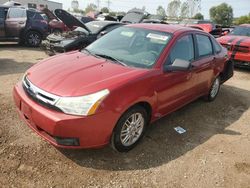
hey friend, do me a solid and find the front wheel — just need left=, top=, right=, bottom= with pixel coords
left=111, top=106, right=148, bottom=152
left=206, top=76, right=221, bottom=102
left=25, top=31, right=42, bottom=47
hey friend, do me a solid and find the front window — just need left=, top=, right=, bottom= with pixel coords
left=84, top=27, right=172, bottom=68
left=167, top=35, right=194, bottom=65
left=230, top=26, right=250, bottom=37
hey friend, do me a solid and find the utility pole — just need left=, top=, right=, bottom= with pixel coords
left=106, top=0, right=111, bottom=9
left=96, top=0, right=100, bottom=10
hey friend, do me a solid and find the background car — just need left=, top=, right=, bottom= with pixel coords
left=180, top=19, right=228, bottom=38
left=41, top=9, right=123, bottom=56
left=41, top=8, right=69, bottom=33
left=217, top=24, right=250, bottom=68
left=0, top=6, right=48, bottom=46
left=14, top=24, right=233, bottom=152
left=121, top=8, right=149, bottom=23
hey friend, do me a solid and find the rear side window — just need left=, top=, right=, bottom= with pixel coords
left=212, top=37, right=222, bottom=54
left=168, top=34, right=194, bottom=64
left=196, top=34, right=213, bottom=57
left=0, top=7, right=4, bottom=19
left=8, top=8, right=26, bottom=18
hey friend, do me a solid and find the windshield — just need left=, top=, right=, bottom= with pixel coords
left=230, top=26, right=250, bottom=37
left=84, top=27, right=172, bottom=69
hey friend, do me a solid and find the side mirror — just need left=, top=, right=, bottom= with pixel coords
left=100, top=31, right=107, bottom=36
left=164, top=59, right=191, bottom=72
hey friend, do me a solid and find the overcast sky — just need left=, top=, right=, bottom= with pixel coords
left=54, top=0, right=250, bottom=19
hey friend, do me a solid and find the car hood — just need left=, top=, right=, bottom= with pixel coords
left=217, top=35, right=250, bottom=47
left=54, top=9, right=91, bottom=33
left=26, top=51, right=148, bottom=97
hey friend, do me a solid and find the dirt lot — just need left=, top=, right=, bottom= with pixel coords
left=0, top=43, right=250, bottom=188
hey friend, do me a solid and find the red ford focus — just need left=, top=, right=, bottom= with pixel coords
left=13, top=24, right=233, bottom=152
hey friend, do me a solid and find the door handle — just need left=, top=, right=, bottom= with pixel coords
left=19, top=21, right=24, bottom=24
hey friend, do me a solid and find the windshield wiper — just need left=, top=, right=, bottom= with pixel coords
left=82, top=49, right=101, bottom=58
left=95, top=53, right=127, bottom=66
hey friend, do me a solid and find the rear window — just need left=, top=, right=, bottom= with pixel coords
left=196, top=34, right=213, bottom=57
left=8, top=8, right=26, bottom=18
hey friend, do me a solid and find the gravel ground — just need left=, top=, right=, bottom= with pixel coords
left=0, top=43, right=250, bottom=188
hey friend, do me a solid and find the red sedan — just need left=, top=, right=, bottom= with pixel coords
left=217, top=24, right=250, bottom=67
left=13, top=24, right=233, bottom=152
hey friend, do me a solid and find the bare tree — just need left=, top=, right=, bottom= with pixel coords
left=187, top=0, right=201, bottom=18
left=167, top=0, right=181, bottom=18
left=180, top=1, right=189, bottom=18
left=156, top=5, right=166, bottom=17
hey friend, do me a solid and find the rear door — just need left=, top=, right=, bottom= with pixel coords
left=5, top=7, right=27, bottom=37
left=192, top=33, right=214, bottom=94
left=0, top=7, right=5, bottom=37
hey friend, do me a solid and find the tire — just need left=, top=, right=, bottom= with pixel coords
left=111, top=106, right=148, bottom=152
left=206, top=76, right=221, bottom=102
left=25, top=31, right=42, bottom=47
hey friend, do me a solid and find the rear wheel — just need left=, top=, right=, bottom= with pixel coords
left=25, top=31, right=42, bottom=47
left=206, top=76, right=221, bottom=101
left=111, top=106, right=148, bottom=152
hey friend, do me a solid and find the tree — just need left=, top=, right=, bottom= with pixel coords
left=210, top=3, right=233, bottom=26
left=73, top=8, right=85, bottom=15
left=156, top=5, right=166, bottom=17
left=235, top=13, right=250, bottom=25
left=101, top=7, right=109, bottom=13
left=186, top=0, right=201, bottom=17
left=85, top=3, right=97, bottom=13
left=167, top=0, right=181, bottom=18
left=193, top=12, right=204, bottom=20
left=180, top=1, right=189, bottom=18
left=142, top=6, right=146, bottom=11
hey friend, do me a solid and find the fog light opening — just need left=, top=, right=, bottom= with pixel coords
left=54, top=137, right=80, bottom=146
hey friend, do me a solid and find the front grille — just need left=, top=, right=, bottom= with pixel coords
left=221, top=43, right=249, bottom=53
left=22, top=76, right=62, bottom=112
left=234, top=45, right=249, bottom=53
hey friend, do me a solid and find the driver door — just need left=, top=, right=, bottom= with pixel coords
left=155, top=34, right=199, bottom=116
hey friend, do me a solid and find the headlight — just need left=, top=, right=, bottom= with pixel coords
left=60, top=40, right=74, bottom=46
left=55, top=89, right=110, bottom=116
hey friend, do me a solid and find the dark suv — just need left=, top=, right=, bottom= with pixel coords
left=0, top=6, right=48, bottom=46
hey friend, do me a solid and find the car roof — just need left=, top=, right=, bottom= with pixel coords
left=127, top=23, right=197, bottom=34
left=240, top=24, right=250, bottom=28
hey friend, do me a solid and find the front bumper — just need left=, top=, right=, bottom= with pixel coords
left=41, top=40, right=65, bottom=56
left=228, top=51, right=250, bottom=67
left=13, top=82, right=119, bottom=149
